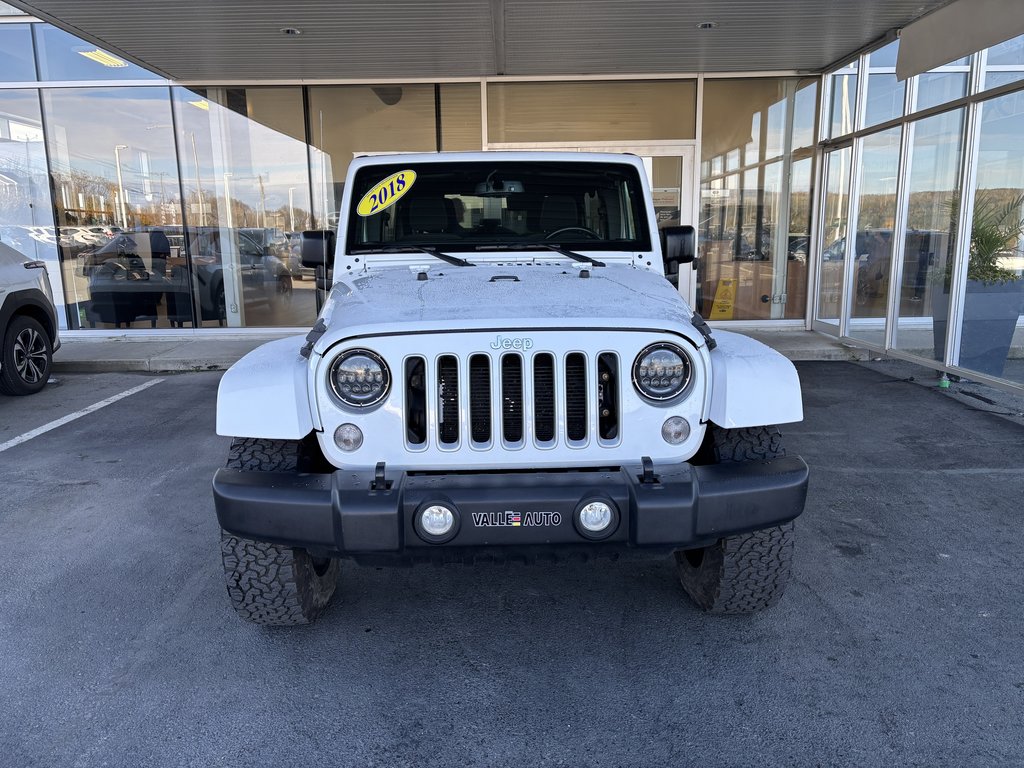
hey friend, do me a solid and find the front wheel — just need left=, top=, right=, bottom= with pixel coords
left=221, top=530, right=340, bottom=626
left=0, top=315, right=53, bottom=396
left=220, top=438, right=339, bottom=625
left=676, top=425, right=795, bottom=613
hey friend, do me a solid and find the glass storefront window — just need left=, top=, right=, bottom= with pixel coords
left=0, top=23, right=36, bottom=81
left=817, top=147, right=853, bottom=327
left=955, top=93, right=1024, bottom=383
left=829, top=63, right=858, bottom=138
left=865, top=74, right=905, bottom=128
left=848, top=127, right=901, bottom=346
left=700, top=78, right=816, bottom=321
left=34, top=24, right=161, bottom=81
left=983, top=33, right=1024, bottom=91
left=486, top=80, right=696, bottom=144
left=0, top=88, right=62, bottom=325
left=916, top=72, right=968, bottom=112
left=864, top=43, right=905, bottom=129
left=894, top=108, right=964, bottom=360
left=308, top=84, right=438, bottom=228
left=41, top=86, right=183, bottom=330
left=173, top=87, right=315, bottom=328
left=792, top=80, right=818, bottom=149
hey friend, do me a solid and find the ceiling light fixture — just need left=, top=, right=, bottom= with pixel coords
left=280, top=27, right=303, bottom=36
left=188, top=99, right=210, bottom=111
left=77, top=49, right=128, bottom=67
left=696, top=21, right=718, bottom=30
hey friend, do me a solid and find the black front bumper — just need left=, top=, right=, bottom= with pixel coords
left=213, top=457, right=809, bottom=559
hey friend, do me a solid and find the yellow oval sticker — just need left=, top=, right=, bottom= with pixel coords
left=356, top=170, right=417, bottom=217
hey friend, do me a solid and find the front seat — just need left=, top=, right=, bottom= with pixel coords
left=539, top=195, right=579, bottom=233
left=404, top=197, right=453, bottom=237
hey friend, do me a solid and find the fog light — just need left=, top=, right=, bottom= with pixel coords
left=574, top=498, right=619, bottom=540
left=334, top=423, right=363, bottom=451
left=421, top=505, right=455, bottom=536
left=579, top=501, right=613, bottom=532
left=661, top=416, right=690, bottom=445
left=416, top=503, right=459, bottom=543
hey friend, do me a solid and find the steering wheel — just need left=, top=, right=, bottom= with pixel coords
left=545, top=226, right=600, bottom=240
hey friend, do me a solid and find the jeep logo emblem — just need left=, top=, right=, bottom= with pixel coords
left=489, top=335, right=534, bottom=351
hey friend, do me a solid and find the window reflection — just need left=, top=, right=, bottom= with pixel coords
left=864, top=43, right=905, bottom=128
left=817, top=148, right=852, bottom=326
left=172, top=87, right=315, bottom=328
left=33, top=24, right=161, bottom=81
left=894, top=109, right=964, bottom=359
left=829, top=65, right=858, bottom=138
left=700, top=78, right=817, bottom=321
left=0, top=89, right=62, bottom=325
left=956, top=94, right=1024, bottom=382
left=41, top=87, right=184, bottom=329
left=0, top=24, right=36, bottom=81
left=983, top=34, right=1024, bottom=91
left=848, top=127, right=901, bottom=346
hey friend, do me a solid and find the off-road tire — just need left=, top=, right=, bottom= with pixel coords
left=220, top=438, right=339, bottom=625
left=0, top=315, right=53, bottom=396
left=676, top=425, right=795, bottom=613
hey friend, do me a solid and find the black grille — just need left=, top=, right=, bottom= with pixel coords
left=565, top=353, right=587, bottom=441
left=469, top=354, right=491, bottom=443
left=533, top=353, right=556, bottom=443
left=405, top=356, right=427, bottom=445
left=402, top=348, right=620, bottom=449
left=438, top=355, right=459, bottom=445
left=501, top=355, right=523, bottom=443
left=598, top=353, right=619, bottom=440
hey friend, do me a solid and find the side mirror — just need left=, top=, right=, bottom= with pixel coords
left=301, top=230, right=336, bottom=269
left=661, top=225, right=696, bottom=275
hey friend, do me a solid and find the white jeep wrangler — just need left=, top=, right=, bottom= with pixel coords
left=213, top=152, right=808, bottom=625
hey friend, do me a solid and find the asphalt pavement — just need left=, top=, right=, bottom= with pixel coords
left=1, top=362, right=1022, bottom=767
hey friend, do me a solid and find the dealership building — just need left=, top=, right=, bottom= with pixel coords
left=1, top=0, right=1023, bottom=391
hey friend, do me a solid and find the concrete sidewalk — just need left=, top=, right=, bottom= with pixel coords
left=51, top=328, right=871, bottom=373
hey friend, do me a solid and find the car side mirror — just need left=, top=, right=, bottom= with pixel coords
left=661, top=226, right=696, bottom=275
left=301, top=230, right=336, bottom=269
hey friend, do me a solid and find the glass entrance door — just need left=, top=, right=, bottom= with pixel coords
left=814, top=145, right=854, bottom=334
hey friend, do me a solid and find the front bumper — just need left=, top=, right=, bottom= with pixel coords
left=213, top=457, right=809, bottom=560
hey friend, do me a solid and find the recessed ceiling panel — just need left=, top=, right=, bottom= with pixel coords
left=7, top=0, right=952, bottom=80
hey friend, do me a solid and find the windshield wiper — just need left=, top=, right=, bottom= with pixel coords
left=472, top=243, right=606, bottom=267
left=352, top=245, right=475, bottom=267
left=538, top=243, right=606, bottom=268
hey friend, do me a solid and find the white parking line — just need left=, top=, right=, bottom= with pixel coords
left=0, top=378, right=165, bottom=454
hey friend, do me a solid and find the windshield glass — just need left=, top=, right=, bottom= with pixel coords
left=347, top=160, right=650, bottom=252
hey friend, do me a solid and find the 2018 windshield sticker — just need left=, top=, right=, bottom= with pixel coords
left=356, top=170, right=416, bottom=217
left=471, top=510, right=562, bottom=527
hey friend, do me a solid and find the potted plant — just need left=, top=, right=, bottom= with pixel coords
left=933, top=192, right=1024, bottom=377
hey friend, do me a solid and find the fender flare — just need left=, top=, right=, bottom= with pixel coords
left=707, top=330, right=803, bottom=428
left=216, top=335, right=313, bottom=439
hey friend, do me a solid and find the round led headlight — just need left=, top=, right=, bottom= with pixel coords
left=329, top=348, right=391, bottom=408
left=632, top=343, right=692, bottom=402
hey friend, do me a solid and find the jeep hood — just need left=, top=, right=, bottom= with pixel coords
left=312, top=262, right=699, bottom=355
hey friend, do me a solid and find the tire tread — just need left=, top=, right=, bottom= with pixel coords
left=220, top=438, right=338, bottom=626
left=677, top=425, right=795, bottom=614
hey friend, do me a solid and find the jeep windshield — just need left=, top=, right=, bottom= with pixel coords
left=347, top=160, right=651, bottom=253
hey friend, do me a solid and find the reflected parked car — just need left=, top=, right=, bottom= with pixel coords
left=189, top=229, right=294, bottom=322
left=83, top=228, right=292, bottom=327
